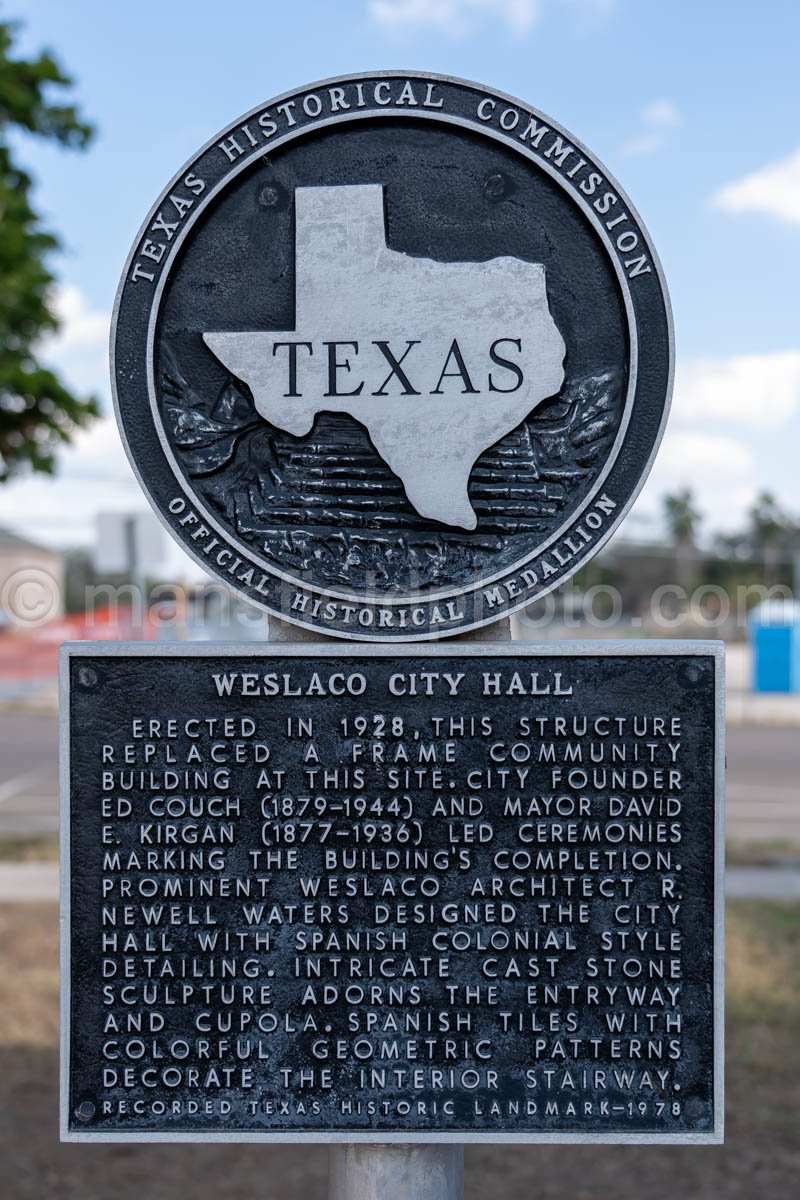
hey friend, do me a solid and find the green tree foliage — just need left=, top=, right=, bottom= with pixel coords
left=663, top=487, right=702, bottom=593
left=747, top=491, right=795, bottom=585
left=748, top=491, right=793, bottom=551
left=0, top=20, right=97, bottom=480
left=663, top=487, right=701, bottom=548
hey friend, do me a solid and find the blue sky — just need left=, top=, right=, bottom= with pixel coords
left=2, top=0, right=800, bottom=561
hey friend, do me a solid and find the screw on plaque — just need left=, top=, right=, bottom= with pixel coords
left=77, top=666, right=98, bottom=689
left=679, top=662, right=704, bottom=687
left=74, top=1099, right=95, bottom=1123
left=258, top=183, right=285, bottom=209
left=484, top=172, right=511, bottom=202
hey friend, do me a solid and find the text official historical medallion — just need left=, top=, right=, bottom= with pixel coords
left=111, top=73, right=673, bottom=639
left=61, top=643, right=723, bottom=1142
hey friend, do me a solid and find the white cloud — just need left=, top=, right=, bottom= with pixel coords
left=641, top=100, right=680, bottom=129
left=632, top=349, right=800, bottom=532
left=45, top=284, right=108, bottom=350
left=0, top=418, right=138, bottom=543
left=60, top=415, right=137, bottom=484
left=654, top=429, right=754, bottom=480
left=0, top=282, right=206, bottom=575
left=633, top=429, right=757, bottom=533
left=0, top=283, right=118, bottom=545
left=0, top=417, right=202, bottom=577
left=38, top=283, right=111, bottom=399
left=368, top=0, right=613, bottom=36
left=0, top=284, right=122, bottom=544
left=622, top=98, right=681, bottom=158
left=621, top=134, right=662, bottom=158
left=713, top=147, right=800, bottom=226
left=671, top=352, right=800, bottom=431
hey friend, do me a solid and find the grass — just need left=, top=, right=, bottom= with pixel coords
left=728, top=900, right=800, bottom=1026
left=726, top=839, right=800, bottom=867
left=0, top=834, right=59, bottom=862
left=0, top=901, right=798, bottom=1199
left=724, top=900, right=800, bottom=1146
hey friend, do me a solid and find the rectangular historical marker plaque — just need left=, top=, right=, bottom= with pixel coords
left=61, top=641, right=724, bottom=1143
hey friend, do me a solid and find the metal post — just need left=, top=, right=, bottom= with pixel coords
left=269, top=614, right=510, bottom=1200
left=328, top=1144, right=464, bottom=1200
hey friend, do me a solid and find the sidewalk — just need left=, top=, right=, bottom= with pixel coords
left=726, top=690, right=800, bottom=725
left=726, top=866, right=800, bottom=899
left=0, top=862, right=59, bottom=901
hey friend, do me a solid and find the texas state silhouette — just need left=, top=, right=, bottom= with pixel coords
left=204, top=184, right=566, bottom=530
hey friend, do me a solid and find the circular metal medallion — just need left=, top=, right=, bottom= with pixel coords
left=112, top=72, right=672, bottom=640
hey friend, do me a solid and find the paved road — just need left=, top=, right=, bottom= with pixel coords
left=0, top=713, right=59, bottom=835
left=723, top=723, right=800, bottom=843
left=0, top=714, right=797, bottom=843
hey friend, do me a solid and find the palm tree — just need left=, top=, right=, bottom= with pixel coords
left=748, top=492, right=793, bottom=586
left=663, top=488, right=701, bottom=593
left=664, top=488, right=701, bottom=547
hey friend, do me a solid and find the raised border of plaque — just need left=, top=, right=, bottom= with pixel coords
left=60, top=640, right=724, bottom=1144
left=110, top=71, right=674, bottom=641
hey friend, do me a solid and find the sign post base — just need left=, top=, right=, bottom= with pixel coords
left=329, top=1145, right=464, bottom=1200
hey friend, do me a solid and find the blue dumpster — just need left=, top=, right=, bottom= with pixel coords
left=749, top=600, right=800, bottom=693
